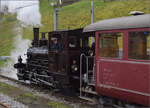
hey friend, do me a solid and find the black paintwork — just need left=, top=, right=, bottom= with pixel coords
left=14, top=28, right=94, bottom=93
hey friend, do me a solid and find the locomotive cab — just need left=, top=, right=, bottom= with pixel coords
left=48, top=29, right=95, bottom=91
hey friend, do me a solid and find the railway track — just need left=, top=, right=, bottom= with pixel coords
left=0, top=74, right=29, bottom=85
left=0, top=74, right=125, bottom=108
left=0, top=74, right=99, bottom=107
left=0, top=102, right=9, bottom=108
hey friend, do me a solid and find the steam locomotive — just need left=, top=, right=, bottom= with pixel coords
left=14, top=13, right=150, bottom=107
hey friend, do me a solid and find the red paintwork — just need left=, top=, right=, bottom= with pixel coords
left=95, top=28, right=150, bottom=106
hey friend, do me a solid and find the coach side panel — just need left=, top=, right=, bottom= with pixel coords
left=95, top=29, right=150, bottom=106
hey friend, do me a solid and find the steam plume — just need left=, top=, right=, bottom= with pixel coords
left=0, top=0, right=42, bottom=79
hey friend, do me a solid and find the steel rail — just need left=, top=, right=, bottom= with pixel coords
left=0, top=101, right=9, bottom=108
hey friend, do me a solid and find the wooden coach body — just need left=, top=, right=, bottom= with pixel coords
left=84, top=14, right=150, bottom=106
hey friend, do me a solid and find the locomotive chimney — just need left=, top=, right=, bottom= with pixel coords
left=33, top=28, right=39, bottom=47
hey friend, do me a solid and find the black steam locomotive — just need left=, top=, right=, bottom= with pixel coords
left=14, top=28, right=94, bottom=93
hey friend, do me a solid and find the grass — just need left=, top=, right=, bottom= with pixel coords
left=42, top=0, right=150, bottom=30
left=0, top=14, right=17, bottom=67
left=23, top=0, right=150, bottom=39
left=0, top=61, right=5, bottom=67
left=0, top=82, right=37, bottom=104
left=0, top=0, right=150, bottom=67
left=16, top=92, right=37, bottom=104
left=48, top=100, right=72, bottom=108
left=0, top=82, right=72, bottom=108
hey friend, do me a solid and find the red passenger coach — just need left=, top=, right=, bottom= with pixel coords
left=84, top=14, right=150, bottom=106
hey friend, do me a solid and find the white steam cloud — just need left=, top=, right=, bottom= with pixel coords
left=1, top=0, right=41, bottom=26
left=1, top=25, right=30, bottom=79
left=0, top=0, right=42, bottom=79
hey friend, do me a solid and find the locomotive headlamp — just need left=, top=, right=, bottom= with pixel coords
left=71, top=60, right=78, bottom=72
left=71, top=65, right=78, bottom=72
left=74, top=67, right=78, bottom=71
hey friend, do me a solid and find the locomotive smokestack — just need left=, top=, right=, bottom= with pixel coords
left=33, top=28, right=39, bottom=47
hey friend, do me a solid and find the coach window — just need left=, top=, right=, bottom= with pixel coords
left=98, top=33, right=123, bottom=58
left=128, top=31, right=150, bottom=60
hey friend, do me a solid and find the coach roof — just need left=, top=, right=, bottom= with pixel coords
left=83, top=14, right=150, bottom=32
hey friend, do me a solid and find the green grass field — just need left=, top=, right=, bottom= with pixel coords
left=0, top=14, right=17, bottom=66
left=23, top=0, right=150, bottom=39
left=0, top=0, right=150, bottom=66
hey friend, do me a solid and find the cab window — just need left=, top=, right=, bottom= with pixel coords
left=80, top=37, right=89, bottom=48
left=128, top=31, right=150, bottom=60
left=69, top=36, right=77, bottom=48
left=98, top=32, right=123, bottom=58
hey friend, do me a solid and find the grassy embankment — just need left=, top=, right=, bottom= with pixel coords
left=0, top=82, right=72, bottom=108
left=0, top=0, right=150, bottom=67
left=24, top=0, right=150, bottom=38
left=0, top=14, right=17, bottom=66
left=23, top=0, right=150, bottom=42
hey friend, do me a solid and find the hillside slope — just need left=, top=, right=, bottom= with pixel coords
left=0, top=0, right=150, bottom=66
left=0, top=14, right=17, bottom=66
left=23, top=0, right=150, bottom=40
